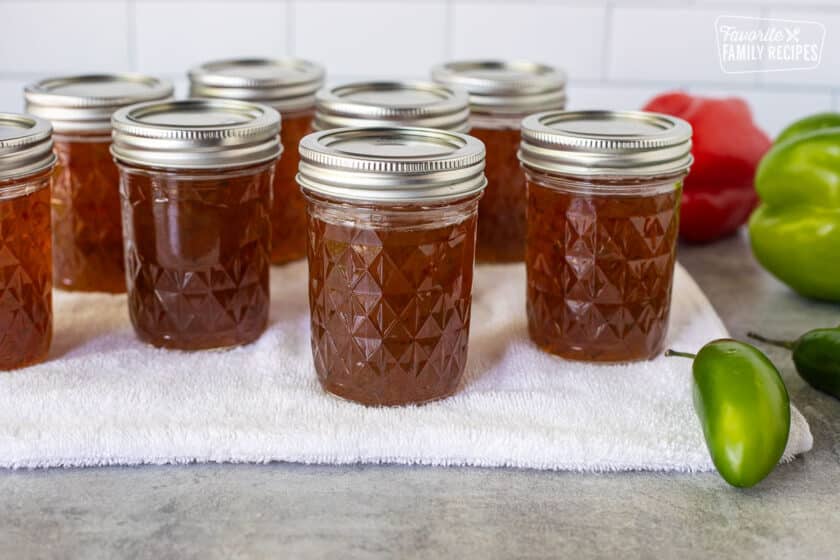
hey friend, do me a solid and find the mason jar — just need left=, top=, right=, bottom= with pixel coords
left=111, top=99, right=281, bottom=350
left=519, top=110, right=693, bottom=362
left=0, top=113, right=57, bottom=369
left=432, top=60, right=566, bottom=262
left=189, top=58, right=324, bottom=265
left=313, top=80, right=469, bottom=132
left=298, top=127, right=487, bottom=406
left=24, top=74, right=173, bottom=293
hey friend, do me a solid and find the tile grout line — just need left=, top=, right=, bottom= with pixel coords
left=444, top=0, right=454, bottom=60
left=287, top=0, right=296, bottom=56
left=126, top=0, right=138, bottom=71
left=600, top=1, right=613, bottom=83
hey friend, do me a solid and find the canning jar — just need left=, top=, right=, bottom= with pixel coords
left=189, top=58, right=325, bottom=265
left=519, top=110, right=693, bottom=362
left=432, top=60, right=566, bottom=262
left=313, top=80, right=469, bottom=132
left=0, top=113, right=56, bottom=369
left=24, top=74, right=173, bottom=293
left=298, top=127, right=487, bottom=406
left=111, top=99, right=281, bottom=350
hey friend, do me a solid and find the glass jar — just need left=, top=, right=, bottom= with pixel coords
left=313, top=80, right=469, bottom=132
left=24, top=74, right=173, bottom=293
left=0, top=113, right=57, bottom=369
left=111, top=99, right=281, bottom=350
left=432, top=60, right=566, bottom=262
left=189, top=58, right=325, bottom=265
left=519, top=110, right=693, bottom=363
left=298, top=127, right=487, bottom=406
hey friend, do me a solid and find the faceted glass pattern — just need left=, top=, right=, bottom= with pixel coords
left=306, top=197, right=480, bottom=406
left=470, top=126, right=527, bottom=263
left=119, top=163, right=273, bottom=350
left=0, top=170, right=53, bottom=369
left=271, top=111, right=313, bottom=265
left=52, top=135, right=125, bottom=293
left=526, top=174, right=682, bottom=362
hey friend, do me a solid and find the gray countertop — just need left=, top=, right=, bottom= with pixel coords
left=1, top=233, right=838, bottom=559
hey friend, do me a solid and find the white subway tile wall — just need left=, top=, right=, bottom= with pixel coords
left=0, top=0, right=838, bottom=136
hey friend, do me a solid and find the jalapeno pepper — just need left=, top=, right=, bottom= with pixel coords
left=749, top=112, right=840, bottom=301
left=749, top=328, right=840, bottom=400
left=667, top=339, right=790, bottom=488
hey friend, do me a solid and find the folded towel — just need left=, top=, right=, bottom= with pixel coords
left=0, top=261, right=812, bottom=470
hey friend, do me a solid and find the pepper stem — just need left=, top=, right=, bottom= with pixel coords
left=664, top=349, right=696, bottom=360
left=746, top=332, right=795, bottom=350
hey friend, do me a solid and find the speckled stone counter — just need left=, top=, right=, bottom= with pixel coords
left=1, top=232, right=838, bottom=559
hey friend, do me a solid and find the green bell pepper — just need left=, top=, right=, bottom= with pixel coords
left=749, top=113, right=840, bottom=301
left=667, top=340, right=790, bottom=488
left=750, top=328, right=840, bottom=399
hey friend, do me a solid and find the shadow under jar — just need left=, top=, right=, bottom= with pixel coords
left=298, top=127, right=487, bottom=406
left=432, top=60, right=566, bottom=263
left=519, top=110, right=693, bottom=363
left=24, top=74, right=173, bottom=293
left=189, top=58, right=325, bottom=265
left=111, top=99, right=281, bottom=350
left=0, top=113, right=57, bottom=369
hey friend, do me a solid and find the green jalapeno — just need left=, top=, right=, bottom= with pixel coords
left=667, top=339, right=791, bottom=488
left=749, top=328, right=840, bottom=400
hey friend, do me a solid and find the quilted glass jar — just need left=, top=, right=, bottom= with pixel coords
left=298, top=127, right=487, bottom=406
left=313, top=80, right=469, bottom=132
left=111, top=99, right=281, bottom=350
left=519, top=110, right=693, bottom=363
left=433, top=60, right=566, bottom=263
left=0, top=113, right=57, bottom=369
left=24, top=74, right=173, bottom=293
left=189, top=58, right=325, bottom=265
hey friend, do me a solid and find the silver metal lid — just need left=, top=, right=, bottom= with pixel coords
left=111, top=99, right=282, bottom=170
left=189, top=58, right=325, bottom=113
left=431, top=60, right=566, bottom=116
left=313, top=81, right=470, bottom=132
left=0, top=112, right=56, bottom=181
left=24, top=74, right=174, bottom=133
left=519, top=110, right=693, bottom=178
left=298, top=127, right=486, bottom=203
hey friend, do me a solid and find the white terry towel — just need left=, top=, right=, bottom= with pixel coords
left=0, top=261, right=812, bottom=470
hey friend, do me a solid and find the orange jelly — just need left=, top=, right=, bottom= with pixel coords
left=299, top=127, right=486, bottom=406
left=188, top=58, right=325, bottom=265
left=24, top=74, right=173, bottom=293
left=0, top=114, right=56, bottom=369
left=520, top=110, right=693, bottom=362
left=112, top=99, right=280, bottom=350
left=432, top=60, right=567, bottom=263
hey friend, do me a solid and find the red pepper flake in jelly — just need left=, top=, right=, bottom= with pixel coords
left=189, top=58, right=325, bottom=265
left=24, top=74, right=173, bottom=293
left=519, top=110, right=693, bottom=362
left=111, top=99, right=281, bottom=350
left=433, top=60, right=567, bottom=262
left=0, top=113, right=57, bottom=369
left=298, top=127, right=487, bottom=406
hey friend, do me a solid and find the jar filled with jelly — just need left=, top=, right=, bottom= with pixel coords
left=298, top=127, right=487, bottom=406
left=189, top=58, right=325, bottom=265
left=432, top=60, right=566, bottom=262
left=0, top=113, right=57, bottom=369
left=111, top=99, right=281, bottom=350
left=24, top=74, right=173, bottom=293
left=519, top=110, right=693, bottom=363
left=313, top=80, right=469, bottom=132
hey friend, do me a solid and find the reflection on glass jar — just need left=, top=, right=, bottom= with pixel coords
left=189, top=58, right=325, bottom=265
left=24, top=74, right=173, bottom=293
left=112, top=99, right=281, bottom=350
left=519, top=110, right=693, bottom=363
left=0, top=113, right=57, bottom=369
left=298, top=127, right=487, bottom=406
left=433, top=60, right=567, bottom=262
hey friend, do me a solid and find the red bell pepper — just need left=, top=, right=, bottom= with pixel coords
left=643, top=92, right=771, bottom=243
